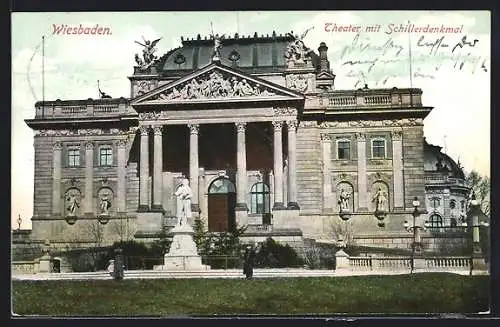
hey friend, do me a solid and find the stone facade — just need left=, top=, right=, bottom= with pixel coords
left=24, top=32, right=469, bottom=253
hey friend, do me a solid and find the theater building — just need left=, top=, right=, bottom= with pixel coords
left=24, top=32, right=470, bottom=250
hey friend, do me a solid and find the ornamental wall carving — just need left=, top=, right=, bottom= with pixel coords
left=62, top=177, right=83, bottom=190
left=299, top=121, right=317, bottom=128
left=35, top=128, right=132, bottom=136
left=318, top=118, right=424, bottom=128
left=138, top=111, right=162, bottom=120
left=136, top=80, right=158, bottom=96
left=152, top=71, right=277, bottom=101
left=332, top=172, right=358, bottom=192
left=367, top=171, right=392, bottom=188
left=286, top=74, right=308, bottom=92
left=273, top=107, right=297, bottom=116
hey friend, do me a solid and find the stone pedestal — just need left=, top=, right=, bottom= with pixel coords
left=154, top=224, right=210, bottom=271
left=471, top=255, right=487, bottom=275
left=38, top=254, right=52, bottom=273
left=335, top=249, right=350, bottom=269
left=413, top=257, right=427, bottom=271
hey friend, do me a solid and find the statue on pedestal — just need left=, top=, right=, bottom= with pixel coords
left=372, top=187, right=387, bottom=212
left=66, top=192, right=80, bottom=216
left=100, top=193, right=112, bottom=216
left=338, top=188, right=351, bottom=213
left=175, top=178, right=193, bottom=226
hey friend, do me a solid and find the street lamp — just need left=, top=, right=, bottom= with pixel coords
left=403, top=197, right=424, bottom=274
left=468, top=191, right=487, bottom=274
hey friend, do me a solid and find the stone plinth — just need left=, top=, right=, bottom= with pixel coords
left=335, top=249, right=350, bottom=269
left=154, top=224, right=210, bottom=271
left=38, top=254, right=52, bottom=273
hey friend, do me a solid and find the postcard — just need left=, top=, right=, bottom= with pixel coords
left=11, top=11, right=491, bottom=317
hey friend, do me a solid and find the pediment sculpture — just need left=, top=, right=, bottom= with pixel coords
left=152, top=71, right=276, bottom=101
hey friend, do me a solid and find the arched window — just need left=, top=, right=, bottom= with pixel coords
left=208, top=178, right=236, bottom=194
left=429, top=214, right=443, bottom=228
left=250, top=182, right=270, bottom=214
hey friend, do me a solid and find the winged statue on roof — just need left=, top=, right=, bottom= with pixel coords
left=284, top=27, right=314, bottom=63
left=134, top=36, right=162, bottom=68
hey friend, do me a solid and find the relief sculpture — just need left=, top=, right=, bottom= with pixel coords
left=154, top=71, right=276, bottom=100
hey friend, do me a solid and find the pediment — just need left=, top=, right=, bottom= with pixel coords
left=317, top=71, right=335, bottom=79
left=131, top=62, right=304, bottom=106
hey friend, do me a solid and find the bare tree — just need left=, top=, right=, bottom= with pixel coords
left=62, top=220, right=105, bottom=271
left=327, top=218, right=355, bottom=247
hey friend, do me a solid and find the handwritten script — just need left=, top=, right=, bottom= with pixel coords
left=338, top=33, right=488, bottom=88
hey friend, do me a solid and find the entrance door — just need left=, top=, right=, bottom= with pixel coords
left=208, top=177, right=236, bottom=232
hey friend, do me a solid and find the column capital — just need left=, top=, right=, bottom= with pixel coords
left=286, top=120, right=298, bottom=131
left=320, top=133, right=331, bottom=141
left=272, top=121, right=284, bottom=131
left=355, top=132, right=366, bottom=141
left=139, top=125, right=150, bottom=135
left=235, top=122, right=247, bottom=133
left=391, top=130, right=403, bottom=140
left=85, top=141, right=94, bottom=150
left=188, top=124, right=199, bottom=135
left=153, top=125, right=163, bottom=135
left=53, top=142, right=63, bottom=151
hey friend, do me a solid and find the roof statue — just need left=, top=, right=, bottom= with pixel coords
left=212, top=34, right=225, bottom=62
left=134, top=36, right=162, bottom=69
left=284, top=27, right=314, bottom=64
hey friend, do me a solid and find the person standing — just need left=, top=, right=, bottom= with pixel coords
left=243, top=245, right=256, bottom=279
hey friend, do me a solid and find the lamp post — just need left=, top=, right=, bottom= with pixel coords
left=404, top=197, right=423, bottom=274
left=468, top=191, right=487, bottom=274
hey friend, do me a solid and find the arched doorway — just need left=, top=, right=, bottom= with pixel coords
left=208, top=177, right=236, bottom=232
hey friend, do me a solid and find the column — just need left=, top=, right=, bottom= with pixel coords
left=188, top=124, right=199, bottom=213
left=52, top=142, right=62, bottom=215
left=356, top=133, right=368, bottom=210
left=116, top=139, right=127, bottom=213
left=287, top=120, right=299, bottom=209
left=391, top=130, right=404, bottom=209
left=272, top=121, right=285, bottom=209
left=152, top=125, right=163, bottom=211
left=84, top=141, right=94, bottom=215
left=235, top=122, right=248, bottom=211
left=321, top=133, right=333, bottom=212
left=139, top=125, right=150, bottom=211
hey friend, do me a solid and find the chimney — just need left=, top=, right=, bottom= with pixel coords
left=318, top=42, right=330, bottom=72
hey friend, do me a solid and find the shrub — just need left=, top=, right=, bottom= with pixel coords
left=254, top=238, right=303, bottom=268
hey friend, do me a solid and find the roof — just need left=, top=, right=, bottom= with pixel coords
left=424, top=138, right=465, bottom=179
left=154, top=32, right=321, bottom=76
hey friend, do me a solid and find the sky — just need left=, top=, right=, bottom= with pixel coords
left=11, top=11, right=490, bottom=229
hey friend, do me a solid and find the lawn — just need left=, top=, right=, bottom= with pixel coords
left=12, top=273, right=489, bottom=316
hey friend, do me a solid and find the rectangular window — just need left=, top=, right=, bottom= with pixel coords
left=99, top=147, right=113, bottom=166
left=337, top=140, right=351, bottom=160
left=371, top=139, right=386, bottom=158
left=67, top=148, right=80, bottom=167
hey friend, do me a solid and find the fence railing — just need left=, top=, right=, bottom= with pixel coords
left=348, top=256, right=470, bottom=271
left=319, top=88, right=423, bottom=109
left=425, top=256, right=470, bottom=269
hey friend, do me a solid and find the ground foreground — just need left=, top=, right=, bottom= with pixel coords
left=12, top=273, right=489, bottom=316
